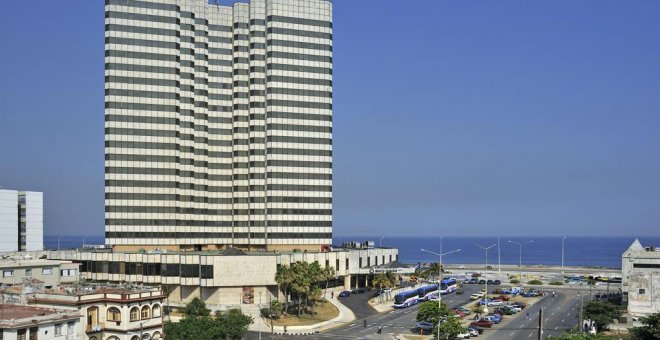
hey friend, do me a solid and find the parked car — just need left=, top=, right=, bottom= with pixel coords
left=456, top=287, right=464, bottom=294
left=456, top=330, right=472, bottom=339
left=451, top=309, right=466, bottom=318
left=484, top=314, right=502, bottom=324
left=415, top=321, right=435, bottom=332
left=468, top=278, right=479, bottom=284
left=351, top=287, right=370, bottom=294
left=468, top=326, right=484, bottom=334
left=492, top=288, right=504, bottom=294
left=497, top=294, right=511, bottom=301
left=512, top=301, right=527, bottom=309
left=470, top=293, right=482, bottom=300
left=486, top=279, right=494, bottom=285
left=478, top=279, right=486, bottom=284
left=493, top=280, right=501, bottom=285
left=494, top=307, right=515, bottom=315
left=338, top=291, right=351, bottom=298
left=467, top=327, right=480, bottom=337
left=456, top=306, right=472, bottom=315
left=470, top=319, right=494, bottom=328
left=488, top=300, right=504, bottom=307
left=503, top=305, right=521, bottom=313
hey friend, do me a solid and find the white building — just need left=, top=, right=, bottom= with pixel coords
left=622, top=239, right=660, bottom=317
left=28, top=286, right=164, bottom=340
left=0, top=189, right=43, bottom=252
left=0, top=305, right=82, bottom=340
left=104, top=0, right=333, bottom=252
left=0, top=258, right=80, bottom=289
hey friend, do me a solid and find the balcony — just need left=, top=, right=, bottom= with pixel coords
left=85, top=322, right=104, bottom=333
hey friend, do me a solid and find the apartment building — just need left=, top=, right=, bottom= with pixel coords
left=622, top=239, right=660, bottom=317
left=104, top=0, right=333, bottom=252
left=0, top=305, right=82, bottom=340
left=0, top=189, right=43, bottom=252
left=0, top=258, right=80, bottom=288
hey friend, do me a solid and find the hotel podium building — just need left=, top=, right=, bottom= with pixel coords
left=104, top=0, right=333, bottom=251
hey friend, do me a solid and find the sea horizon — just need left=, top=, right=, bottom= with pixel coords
left=42, top=234, right=660, bottom=269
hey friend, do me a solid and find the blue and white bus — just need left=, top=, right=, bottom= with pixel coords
left=393, top=290, right=419, bottom=308
left=417, top=284, right=439, bottom=301
left=440, top=279, right=458, bottom=294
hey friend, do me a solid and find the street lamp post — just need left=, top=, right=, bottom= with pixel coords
left=82, top=235, right=90, bottom=249
left=507, top=240, right=533, bottom=280
left=420, top=244, right=461, bottom=340
left=475, top=243, right=496, bottom=313
left=561, top=236, right=567, bottom=275
left=57, top=236, right=63, bottom=250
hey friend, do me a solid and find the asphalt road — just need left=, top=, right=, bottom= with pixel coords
left=244, top=285, right=594, bottom=340
left=482, top=289, right=586, bottom=340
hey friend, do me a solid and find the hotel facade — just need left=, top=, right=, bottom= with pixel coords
left=104, top=0, right=333, bottom=251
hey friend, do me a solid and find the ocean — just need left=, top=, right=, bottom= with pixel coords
left=45, top=235, right=660, bottom=269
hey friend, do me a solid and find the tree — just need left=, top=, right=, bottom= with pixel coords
left=270, top=300, right=283, bottom=316
left=184, top=297, right=210, bottom=318
left=275, top=264, right=295, bottom=314
left=425, top=263, right=443, bottom=280
left=417, top=301, right=450, bottom=324
left=584, top=301, right=622, bottom=332
left=321, top=265, right=336, bottom=299
left=161, top=284, right=175, bottom=315
left=164, top=299, right=253, bottom=340
left=630, top=313, right=660, bottom=340
left=434, top=315, right=467, bottom=339
left=215, top=309, right=253, bottom=340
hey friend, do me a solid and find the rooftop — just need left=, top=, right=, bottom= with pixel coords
left=0, top=304, right=79, bottom=328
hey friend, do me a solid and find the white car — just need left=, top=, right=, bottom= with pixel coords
left=470, top=293, right=482, bottom=300
left=456, top=331, right=472, bottom=339
left=488, top=300, right=504, bottom=306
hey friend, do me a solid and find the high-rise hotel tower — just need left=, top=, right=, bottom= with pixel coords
left=104, top=0, right=332, bottom=251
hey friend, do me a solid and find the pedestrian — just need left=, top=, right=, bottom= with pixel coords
left=377, top=323, right=382, bottom=334
left=331, top=291, right=334, bottom=299
left=526, top=312, right=529, bottom=320
left=364, top=319, right=367, bottom=328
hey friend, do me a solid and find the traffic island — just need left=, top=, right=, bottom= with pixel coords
left=267, top=299, right=339, bottom=327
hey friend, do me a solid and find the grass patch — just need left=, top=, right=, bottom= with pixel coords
left=549, top=281, right=564, bottom=286
left=528, top=279, right=543, bottom=285
left=510, top=279, right=520, bottom=284
left=268, top=299, right=339, bottom=326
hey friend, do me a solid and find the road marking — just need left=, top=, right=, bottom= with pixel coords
left=551, top=312, right=556, bottom=316
left=509, top=332, right=516, bottom=336
left=528, top=333, right=533, bottom=337
left=567, top=313, right=571, bottom=316
left=555, top=326, right=559, bottom=330
left=561, top=319, right=565, bottom=323
left=520, top=324, right=525, bottom=328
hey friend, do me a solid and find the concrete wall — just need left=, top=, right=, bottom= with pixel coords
left=21, top=191, right=43, bottom=251
left=0, top=190, right=18, bottom=252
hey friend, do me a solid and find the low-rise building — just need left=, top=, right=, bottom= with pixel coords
left=44, top=245, right=399, bottom=308
left=0, top=258, right=80, bottom=289
left=0, top=304, right=82, bottom=340
left=622, top=239, right=660, bottom=317
left=28, top=286, right=164, bottom=340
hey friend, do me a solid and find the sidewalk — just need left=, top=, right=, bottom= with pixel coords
left=250, top=287, right=356, bottom=335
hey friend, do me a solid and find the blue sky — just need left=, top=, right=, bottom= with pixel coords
left=1, top=1, right=659, bottom=237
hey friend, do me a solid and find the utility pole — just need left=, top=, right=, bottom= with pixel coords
left=538, top=307, right=543, bottom=340
left=498, top=236, right=501, bottom=272
left=578, top=292, right=584, bottom=333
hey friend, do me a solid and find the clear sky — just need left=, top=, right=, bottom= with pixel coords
left=1, top=1, right=659, bottom=237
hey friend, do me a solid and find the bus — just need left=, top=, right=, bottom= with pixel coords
left=417, top=284, right=439, bottom=301
left=440, top=279, right=458, bottom=294
left=393, top=290, right=420, bottom=308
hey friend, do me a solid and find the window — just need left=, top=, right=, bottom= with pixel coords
left=54, top=324, right=62, bottom=336
left=152, top=332, right=162, bottom=339
left=17, top=329, right=27, bottom=340
left=107, top=307, right=121, bottom=322
left=152, top=304, right=161, bottom=318
left=25, top=269, right=32, bottom=276
left=60, top=269, right=77, bottom=277
left=639, top=288, right=646, bottom=295
left=42, top=268, right=53, bottom=275
left=2, top=270, right=13, bottom=277
left=130, top=307, right=140, bottom=321
left=66, top=322, right=74, bottom=335
left=29, top=327, right=37, bottom=340
left=141, top=305, right=150, bottom=319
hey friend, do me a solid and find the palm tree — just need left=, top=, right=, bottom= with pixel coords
left=385, top=271, right=397, bottom=288
left=160, top=285, right=174, bottom=316
left=275, top=264, right=295, bottom=314
left=321, top=265, right=336, bottom=299
left=425, top=263, right=443, bottom=280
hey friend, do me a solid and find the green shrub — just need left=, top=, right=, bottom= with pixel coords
left=510, top=279, right=520, bottom=284
left=471, top=273, right=481, bottom=278
left=528, top=279, right=543, bottom=285
left=549, top=281, right=564, bottom=286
